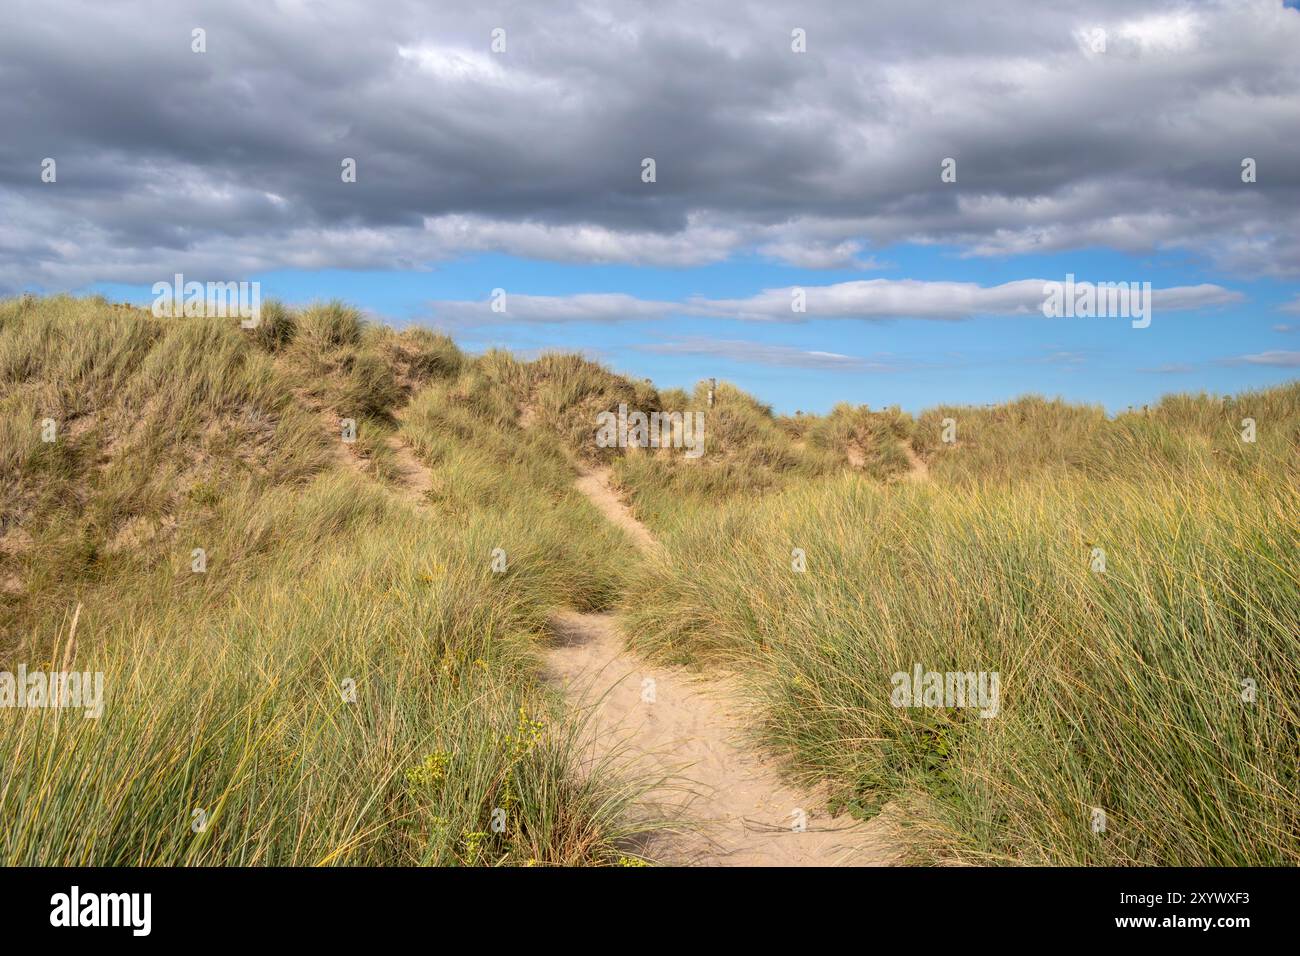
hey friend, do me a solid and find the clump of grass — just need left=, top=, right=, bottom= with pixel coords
left=605, top=379, right=845, bottom=531
left=249, top=299, right=297, bottom=352
left=0, top=299, right=338, bottom=643
left=293, top=300, right=363, bottom=354
left=804, top=402, right=913, bottom=479
left=910, top=386, right=1300, bottom=486
left=339, top=351, right=404, bottom=419
left=391, top=327, right=462, bottom=381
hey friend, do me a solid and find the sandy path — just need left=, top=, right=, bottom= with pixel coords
left=383, top=433, right=434, bottom=503
left=900, top=443, right=929, bottom=482
left=574, top=468, right=660, bottom=554
left=323, top=404, right=432, bottom=505
left=552, top=468, right=905, bottom=866
left=373, top=438, right=907, bottom=865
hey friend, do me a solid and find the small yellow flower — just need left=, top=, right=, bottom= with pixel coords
left=418, top=562, right=447, bottom=583
left=462, top=830, right=489, bottom=864
left=404, top=751, right=450, bottom=794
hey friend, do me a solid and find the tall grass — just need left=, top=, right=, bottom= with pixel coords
left=1, top=473, right=645, bottom=865
left=0, top=295, right=649, bottom=866
left=621, top=431, right=1300, bottom=864
left=911, top=387, right=1300, bottom=485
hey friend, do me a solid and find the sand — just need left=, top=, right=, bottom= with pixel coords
left=551, top=467, right=907, bottom=866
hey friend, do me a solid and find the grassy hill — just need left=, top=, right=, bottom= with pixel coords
left=0, top=296, right=642, bottom=865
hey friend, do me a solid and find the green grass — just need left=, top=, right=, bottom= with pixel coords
left=619, top=399, right=1300, bottom=864
left=910, top=388, right=1300, bottom=485
left=0, top=295, right=648, bottom=866
left=2, top=471, right=649, bottom=865
left=4, top=293, right=1296, bottom=867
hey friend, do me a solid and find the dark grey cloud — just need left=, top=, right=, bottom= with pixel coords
left=2, top=0, right=1299, bottom=291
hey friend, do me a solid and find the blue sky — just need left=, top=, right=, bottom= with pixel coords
left=93, top=242, right=1300, bottom=414
left=6, top=0, right=1299, bottom=414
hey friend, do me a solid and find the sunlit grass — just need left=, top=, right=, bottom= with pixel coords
left=0, top=295, right=648, bottom=866
left=621, top=442, right=1300, bottom=864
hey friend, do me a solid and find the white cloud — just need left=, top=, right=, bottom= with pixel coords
left=637, top=338, right=892, bottom=370
left=1221, top=350, right=1300, bottom=367
left=420, top=215, right=741, bottom=267
left=424, top=278, right=1243, bottom=327
left=691, top=279, right=1242, bottom=321
left=433, top=292, right=676, bottom=326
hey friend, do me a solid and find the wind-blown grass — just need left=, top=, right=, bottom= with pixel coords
left=0, top=295, right=647, bottom=866
left=621, top=408, right=1300, bottom=864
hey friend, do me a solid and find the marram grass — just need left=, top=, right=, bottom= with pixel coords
left=0, top=296, right=649, bottom=866
left=3, top=294, right=1296, bottom=866
left=621, top=461, right=1299, bottom=865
